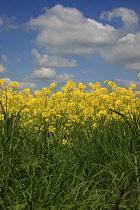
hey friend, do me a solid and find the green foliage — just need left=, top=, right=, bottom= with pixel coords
left=0, top=107, right=140, bottom=209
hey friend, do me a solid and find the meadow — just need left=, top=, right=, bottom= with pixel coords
left=0, top=75, right=140, bottom=209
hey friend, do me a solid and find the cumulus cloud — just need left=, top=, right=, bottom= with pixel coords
left=99, top=32, right=140, bottom=69
left=125, top=63, right=140, bottom=70
left=0, top=64, right=8, bottom=74
left=1, top=78, right=37, bottom=90
left=27, top=4, right=117, bottom=55
left=31, top=48, right=77, bottom=68
left=23, top=66, right=74, bottom=84
left=100, top=7, right=139, bottom=33
left=0, top=14, right=19, bottom=31
left=114, top=78, right=140, bottom=88
left=98, top=8, right=140, bottom=70
left=26, top=5, right=140, bottom=72
left=55, top=73, right=74, bottom=83
left=29, top=67, right=57, bottom=80
left=2, top=78, right=11, bottom=84
left=19, top=82, right=37, bottom=90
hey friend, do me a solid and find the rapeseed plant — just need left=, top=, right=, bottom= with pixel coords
left=0, top=74, right=140, bottom=209
left=0, top=77, right=139, bottom=132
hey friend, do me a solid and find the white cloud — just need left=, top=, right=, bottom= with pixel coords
left=22, top=66, right=75, bottom=84
left=98, top=8, right=140, bottom=70
left=125, top=63, right=140, bottom=70
left=0, top=65, right=8, bottom=74
left=118, top=33, right=135, bottom=43
left=100, top=7, right=139, bottom=33
left=31, top=48, right=77, bottom=68
left=0, top=54, right=9, bottom=63
left=27, top=4, right=117, bottom=55
left=26, top=5, right=140, bottom=71
left=99, top=32, right=140, bottom=69
left=0, top=14, right=19, bottom=31
left=2, top=78, right=11, bottom=84
left=55, top=73, right=74, bottom=83
left=29, top=67, right=57, bottom=80
left=114, top=78, right=140, bottom=88
left=19, top=82, right=37, bottom=90
left=1, top=78, right=37, bottom=90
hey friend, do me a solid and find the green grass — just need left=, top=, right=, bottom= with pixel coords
left=0, top=108, right=140, bottom=209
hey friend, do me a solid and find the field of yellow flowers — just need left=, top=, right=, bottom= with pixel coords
left=0, top=74, right=140, bottom=209
left=0, top=77, right=140, bottom=137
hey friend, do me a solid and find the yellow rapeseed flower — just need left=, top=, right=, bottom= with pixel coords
left=0, top=79, right=4, bottom=87
left=9, top=81, right=19, bottom=88
left=49, top=82, right=57, bottom=89
left=129, top=84, right=137, bottom=90
left=0, top=77, right=139, bottom=141
left=42, top=87, right=51, bottom=95
left=78, top=82, right=86, bottom=90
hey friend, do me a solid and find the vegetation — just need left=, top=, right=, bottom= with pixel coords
left=0, top=74, right=140, bottom=209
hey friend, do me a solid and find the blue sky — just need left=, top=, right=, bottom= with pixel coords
left=0, top=0, right=140, bottom=90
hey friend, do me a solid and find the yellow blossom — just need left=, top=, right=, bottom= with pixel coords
left=9, top=81, right=19, bottom=88
left=78, top=82, right=86, bottom=90
left=0, top=78, right=139, bottom=136
left=49, top=82, right=57, bottom=89
left=0, top=79, right=4, bottom=86
left=42, top=87, right=51, bottom=95
left=49, top=126, right=56, bottom=133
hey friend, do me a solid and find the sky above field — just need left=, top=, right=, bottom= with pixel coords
left=0, top=0, right=140, bottom=90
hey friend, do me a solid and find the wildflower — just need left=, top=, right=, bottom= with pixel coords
left=0, top=78, right=139, bottom=135
left=0, top=79, right=4, bottom=87
left=34, top=91, right=42, bottom=97
left=42, top=87, right=51, bottom=96
left=104, top=80, right=108, bottom=84
left=22, top=88, right=31, bottom=95
left=78, top=82, right=86, bottom=90
left=49, top=82, right=57, bottom=89
left=88, top=82, right=93, bottom=87
left=9, top=81, right=19, bottom=88
left=129, top=84, right=137, bottom=90
left=49, top=126, right=56, bottom=133
left=65, top=80, right=76, bottom=91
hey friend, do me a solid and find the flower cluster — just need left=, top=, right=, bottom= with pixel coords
left=0, top=76, right=139, bottom=141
